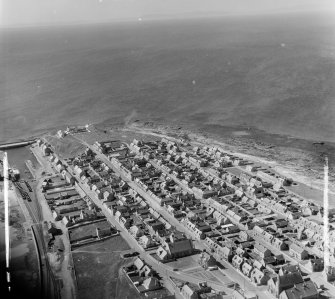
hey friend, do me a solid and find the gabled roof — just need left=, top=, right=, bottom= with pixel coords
left=166, top=238, right=193, bottom=255
left=254, top=243, right=270, bottom=254
left=282, top=281, right=318, bottom=299
left=280, top=264, right=300, bottom=274
left=133, top=257, right=145, bottom=270
left=278, top=272, right=304, bottom=288
left=290, top=243, right=307, bottom=254
left=142, top=277, right=160, bottom=290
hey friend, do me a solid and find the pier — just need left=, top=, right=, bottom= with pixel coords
left=0, top=139, right=36, bottom=150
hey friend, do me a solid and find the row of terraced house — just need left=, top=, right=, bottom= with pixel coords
left=122, top=138, right=328, bottom=298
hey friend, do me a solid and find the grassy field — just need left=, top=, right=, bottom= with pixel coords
left=72, top=236, right=142, bottom=299
left=45, top=135, right=86, bottom=159
left=74, top=125, right=162, bottom=145
left=73, top=236, right=131, bottom=253
left=166, top=254, right=201, bottom=270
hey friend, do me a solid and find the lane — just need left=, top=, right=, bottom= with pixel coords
left=31, top=144, right=75, bottom=299
left=13, top=145, right=62, bottom=299
left=69, top=135, right=271, bottom=298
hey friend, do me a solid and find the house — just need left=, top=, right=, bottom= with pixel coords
left=236, top=247, right=248, bottom=258
left=180, top=283, right=212, bottom=299
left=262, top=256, right=277, bottom=267
left=242, top=262, right=253, bottom=277
left=287, top=211, right=302, bottom=221
left=279, top=280, right=319, bottom=299
left=250, top=268, right=269, bottom=285
left=263, top=231, right=274, bottom=244
left=138, top=277, right=161, bottom=293
left=232, top=255, right=244, bottom=270
left=156, top=233, right=193, bottom=261
left=253, top=225, right=265, bottom=237
left=254, top=243, right=272, bottom=259
left=129, top=225, right=144, bottom=238
left=133, top=257, right=145, bottom=272
left=181, top=284, right=199, bottom=299
left=96, top=223, right=113, bottom=239
left=279, top=265, right=300, bottom=276
left=103, top=189, right=114, bottom=201
left=272, top=237, right=289, bottom=251
left=239, top=231, right=252, bottom=242
left=138, top=235, right=154, bottom=249
left=267, top=272, right=304, bottom=298
left=253, top=260, right=264, bottom=271
left=217, top=246, right=233, bottom=262
left=305, top=258, right=324, bottom=272
left=289, top=244, right=308, bottom=260
left=198, top=251, right=217, bottom=269
left=213, top=211, right=230, bottom=226
left=61, top=210, right=82, bottom=227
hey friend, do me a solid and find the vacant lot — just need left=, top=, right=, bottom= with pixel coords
left=73, top=235, right=130, bottom=253
left=73, top=236, right=141, bottom=299
left=68, top=220, right=112, bottom=244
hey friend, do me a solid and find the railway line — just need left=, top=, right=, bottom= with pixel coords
left=12, top=180, right=60, bottom=299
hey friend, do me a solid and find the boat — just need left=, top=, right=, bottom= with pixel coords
left=9, top=167, right=20, bottom=182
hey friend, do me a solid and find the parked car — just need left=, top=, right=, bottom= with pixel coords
left=123, top=251, right=140, bottom=258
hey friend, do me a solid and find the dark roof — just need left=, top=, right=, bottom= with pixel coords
left=281, top=264, right=300, bottom=274
left=290, top=244, right=307, bottom=254
left=282, top=281, right=318, bottom=299
left=263, top=256, right=276, bottom=264
left=254, top=243, right=270, bottom=253
left=167, top=238, right=193, bottom=255
left=278, top=272, right=304, bottom=288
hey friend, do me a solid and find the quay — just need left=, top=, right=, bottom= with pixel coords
left=0, top=139, right=36, bottom=150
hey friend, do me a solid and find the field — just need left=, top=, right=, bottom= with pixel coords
left=68, top=220, right=113, bottom=244
left=44, top=135, right=86, bottom=159
left=72, top=236, right=142, bottom=299
left=166, top=254, right=202, bottom=271
left=74, top=125, right=162, bottom=145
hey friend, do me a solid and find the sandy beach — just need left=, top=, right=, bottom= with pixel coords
left=120, top=121, right=335, bottom=208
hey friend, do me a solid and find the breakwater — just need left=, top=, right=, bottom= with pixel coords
left=0, top=140, right=36, bottom=150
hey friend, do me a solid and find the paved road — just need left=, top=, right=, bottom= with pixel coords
left=69, top=136, right=274, bottom=298
left=31, top=145, right=75, bottom=299
left=68, top=161, right=231, bottom=293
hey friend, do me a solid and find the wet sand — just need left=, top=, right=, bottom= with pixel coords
left=122, top=120, right=335, bottom=204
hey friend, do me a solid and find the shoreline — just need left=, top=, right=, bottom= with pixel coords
left=121, top=122, right=335, bottom=203
left=2, top=120, right=333, bottom=196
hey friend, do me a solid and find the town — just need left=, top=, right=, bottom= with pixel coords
left=2, top=125, right=335, bottom=299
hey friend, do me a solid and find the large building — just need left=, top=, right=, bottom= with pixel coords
left=279, top=280, right=319, bottom=299
left=156, top=232, right=193, bottom=260
left=267, top=272, right=304, bottom=298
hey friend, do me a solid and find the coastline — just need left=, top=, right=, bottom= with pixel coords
left=2, top=119, right=334, bottom=197
left=120, top=121, right=335, bottom=202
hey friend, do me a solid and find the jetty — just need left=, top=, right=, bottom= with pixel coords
left=0, top=139, right=36, bottom=150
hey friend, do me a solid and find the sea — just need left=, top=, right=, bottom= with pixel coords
left=1, top=11, right=335, bottom=144
left=1, top=11, right=335, bottom=297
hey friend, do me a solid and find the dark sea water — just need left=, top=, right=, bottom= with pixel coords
left=7, top=147, right=39, bottom=179
left=1, top=11, right=335, bottom=143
